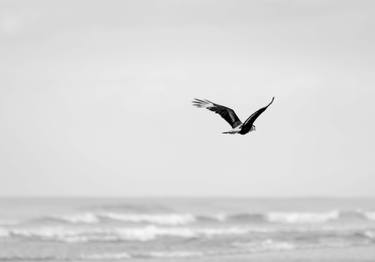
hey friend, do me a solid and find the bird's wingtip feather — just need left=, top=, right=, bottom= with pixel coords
left=192, top=98, right=209, bottom=108
left=269, top=97, right=275, bottom=105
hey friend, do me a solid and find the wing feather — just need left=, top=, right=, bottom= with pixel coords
left=192, top=98, right=242, bottom=128
left=241, top=97, right=274, bottom=132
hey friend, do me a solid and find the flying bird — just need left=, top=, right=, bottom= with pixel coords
left=192, top=97, right=274, bottom=135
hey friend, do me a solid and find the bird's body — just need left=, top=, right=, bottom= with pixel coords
left=192, top=97, right=274, bottom=135
left=222, top=123, right=255, bottom=135
left=222, top=125, right=243, bottom=135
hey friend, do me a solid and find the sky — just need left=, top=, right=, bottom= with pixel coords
left=0, top=0, right=374, bottom=197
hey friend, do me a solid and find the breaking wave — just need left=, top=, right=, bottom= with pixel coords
left=80, top=252, right=131, bottom=260
left=15, top=209, right=375, bottom=227
left=52, top=213, right=100, bottom=224
left=266, top=211, right=340, bottom=224
left=227, top=210, right=375, bottom=224
left=100, top=213, right=196, bottom=225
left=0, top=225, right=252, bottom=242
left=28, top=212, right=196, bottom=226
left=233, top=239, right=296, bottom=252
left=363, top=230, right=375, bottom=240
left=0, top=251, right=202, bottom=261
left=365, top=211, right=375, bottom=221
left=147, top=251, right=203, bottom=258
left=1, top=225, right=375, bottom=244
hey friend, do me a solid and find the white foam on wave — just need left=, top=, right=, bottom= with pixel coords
left=112, top=225, right=250, bottom=241
left=4, top=226, right=187, bottom=242
left=81, top=252, right=131, bottom=260
left=80, top=250, right=202, bottom=260
left=114, top=225, right=196, bottom=241
left=4, top=224, right=374, bottom=246
left=4, top=225, right=196, bottom=242
left=10, top=226, right=90, bottom=243
left=210, top=213, right=227, bottom=222
left=149, top=251, right=203, bottom=258
left=364, top=211, right=375, bottom=221
left=233, top=239, right=296, bottom=252
left=364, top=230, right=375, bottom=239
left=56, top=213, right=100, bottom=224
left=197, top=227, right=249, bottom=237
left=2, top=225, right=251, bottom=242
left=266, top=211, right=339, bottom=224
left=100, top=212, right=196, bottom=225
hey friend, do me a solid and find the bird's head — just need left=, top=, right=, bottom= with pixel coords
left=251, top=125, right=256, bottom=132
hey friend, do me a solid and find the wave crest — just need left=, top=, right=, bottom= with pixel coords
left=81, top=252, right=131, bottom=260
left=364, top=211, right=375, bottom=221
left=56, top=213, right=100, bottom=224
left=233, top=239, right=296, bottom=252
left=1, top=225, right=250, bottom=242
left=148, top=251, right=203, bottom=258
left=101, top=213, right=196, bottom=225
left=266, top=211, right=339, bottom=224
left=232, top=237, right=366, bottom=253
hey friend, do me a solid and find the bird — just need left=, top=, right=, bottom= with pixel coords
left=192, top=97, right=274, bottom=135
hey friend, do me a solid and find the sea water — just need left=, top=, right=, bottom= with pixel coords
left=0, top=198, right=374, bottom=261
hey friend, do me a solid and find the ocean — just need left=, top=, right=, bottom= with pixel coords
left=0, top=198, right=374, bottom=261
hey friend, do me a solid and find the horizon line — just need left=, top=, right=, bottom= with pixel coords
left=0, top=195, right=374, bottom=199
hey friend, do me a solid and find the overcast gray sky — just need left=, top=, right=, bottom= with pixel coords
left=1, top=0, right=374, bottom=197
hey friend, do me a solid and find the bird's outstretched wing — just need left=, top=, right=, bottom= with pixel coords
left=242, top=97, right=274, bottom=131
left=192, top=98, right=242, bottom=128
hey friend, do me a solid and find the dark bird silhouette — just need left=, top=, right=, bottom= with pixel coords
left=192, top=97, right=274, bottom=135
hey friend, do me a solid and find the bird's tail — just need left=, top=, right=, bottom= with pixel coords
left=222, top=130, right=237, bottom=134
